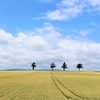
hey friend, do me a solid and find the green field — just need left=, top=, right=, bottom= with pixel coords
left=0, top=71, right=100, bottom=100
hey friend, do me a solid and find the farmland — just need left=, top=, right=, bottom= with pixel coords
left=0, top=71, right=100, bottom=100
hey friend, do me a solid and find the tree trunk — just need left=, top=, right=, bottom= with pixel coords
left=52, top=68, right=53, bottom=71
left=63, top=68, right=65, bottom=71
left=78, top=68, right=80, bottom=71
left=33, top=67, right=34, bottom=70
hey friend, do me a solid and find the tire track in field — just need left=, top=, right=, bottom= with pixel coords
left=51, top=72, right=72, bottom=99
left=51, top=72, right=94, bottom=100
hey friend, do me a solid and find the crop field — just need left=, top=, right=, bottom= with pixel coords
left=0, top=71, right=100, bottom=100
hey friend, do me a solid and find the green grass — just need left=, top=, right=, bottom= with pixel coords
left=0, top=71, right=100, bottom=100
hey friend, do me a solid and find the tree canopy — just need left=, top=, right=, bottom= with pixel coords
left=61, top=62, right=67, bottom=71
left=31, top=62, right=36, bottom=70
left=76, top=63, right=83, bottom=71
left=50, top=63, right=56, bottom=71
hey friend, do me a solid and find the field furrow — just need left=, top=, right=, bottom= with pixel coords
left=52, top=71, right=100, bottom=100
left=0, top=71, right=100, bottom=100
left=51, top=72, right=86, bottom=99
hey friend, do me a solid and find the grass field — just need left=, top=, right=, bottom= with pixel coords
left=0, top=71, right=100, bottom=100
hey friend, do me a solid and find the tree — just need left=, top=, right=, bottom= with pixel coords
left=31, top=62, right=36, bottom=70
left=61, top=62, right=67, bottom=71
left=50, top=63, right=56, bottom=71
left=76, top=63, right=83, bottom=71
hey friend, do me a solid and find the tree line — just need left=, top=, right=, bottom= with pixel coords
left=31, top=62, right=83, bottom=71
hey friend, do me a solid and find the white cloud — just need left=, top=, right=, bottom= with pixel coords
left=0, top=29, right=14, bottom=45
left=46, top=6, right=82, bottom=20
left=0, top=24, right=100, bottom=70
left=88, top=0, right=100, bottom=10
left=42, top=0, right=100, bottom=21
left=45, top=0, right=83, bottom=21
left=88, top=0, right=100, bottom=7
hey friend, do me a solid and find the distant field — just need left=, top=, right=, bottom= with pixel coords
left=0, top=71, right=100, bottom=100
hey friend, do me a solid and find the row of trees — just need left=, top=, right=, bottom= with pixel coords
left=31, top=62, right=83, bottom=71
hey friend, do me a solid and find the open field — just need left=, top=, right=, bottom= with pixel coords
left=0, top=71, right=100, bottom=100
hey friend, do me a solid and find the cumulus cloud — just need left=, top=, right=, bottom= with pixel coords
left=0, top=29, right=14, bottom=45
left=0, top=24, right=100, bottom=70
left=42, top=0, right=100, bottom=21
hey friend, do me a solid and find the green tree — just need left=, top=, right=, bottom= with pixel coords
left=61, top=62, right=67, bottom=71
left=31, top=62, right=36, bottom=70
left=76, top=63, right=83, bottom=71
left=50, top=63, right=56, bottom=71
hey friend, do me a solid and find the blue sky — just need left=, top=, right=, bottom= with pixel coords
left=0, top=0, right=100, bottom=70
